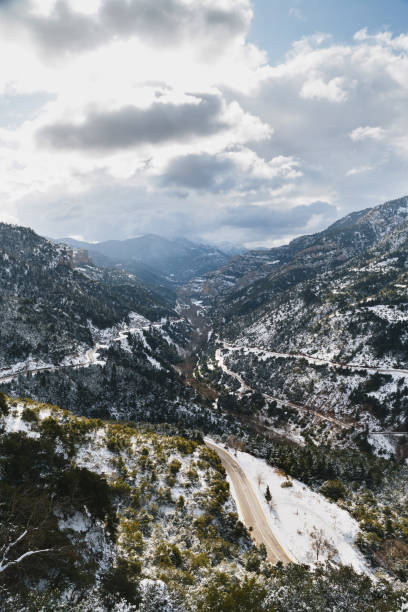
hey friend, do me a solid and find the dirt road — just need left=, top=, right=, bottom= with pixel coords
left=205, top=439, right=292, bottom=565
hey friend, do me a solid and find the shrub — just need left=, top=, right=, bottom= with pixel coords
left=0, top=393, right=9, bottom=415
left=102, top=558, right=140, bottom=605
left=319, top=479, right=347, bottom=501
left=281, top=480, right=293, bottom=488
left=21, top=407, right=38, bottom=423
left=176, top=495, right=185, bottom=509
left=57, top=466, right=113, bottom=522
left=169, top=459, right=182, bottom=475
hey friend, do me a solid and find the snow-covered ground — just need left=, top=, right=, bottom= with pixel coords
left=367, top=304, right=408, bottom=323
left=0, top=312, right=184, bottom=383
left=215, top=348, right=250, bottom=394
left=209, top=440, right=371, bottom=575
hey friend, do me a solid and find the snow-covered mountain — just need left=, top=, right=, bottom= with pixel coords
left=1, top=199, right=408, bottom=609
left=196, top=196, right=408, bottom=305
left=0, top=223, right=174, bottom=369
left=194, top=197, right=408, bottom=449
left=57, top=234, right=234, bottom=287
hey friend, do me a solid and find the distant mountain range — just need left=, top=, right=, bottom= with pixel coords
left=56, top=234, right=246, bottom=288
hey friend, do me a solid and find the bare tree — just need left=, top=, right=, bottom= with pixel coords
left=225, top=435, right=246, bottom=452
left=310, top=527, right=336, bottom=562
left=0, top=528, right=53, bottom=575
left=310, top=527, right=325, bottom=561
left=0, top=492, right=57, bottom=578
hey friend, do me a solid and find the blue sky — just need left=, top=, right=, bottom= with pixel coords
left=0, top=0, right=408, bottom=246
left=251, top=0, right=408, bottom=61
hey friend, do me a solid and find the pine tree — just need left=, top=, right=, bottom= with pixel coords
left=0, top=393, right=8, bottom=415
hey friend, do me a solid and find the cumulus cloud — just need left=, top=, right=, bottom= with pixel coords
left=161, top=153, right=235, bottom=193
left=160, top=150, right=301, bottom=194
left=1, top=1, right=408, bottom=246
left=300, top=76, right=350, bottom=103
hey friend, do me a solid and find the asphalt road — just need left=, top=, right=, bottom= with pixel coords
left=205, top=439, right=292, bottom=565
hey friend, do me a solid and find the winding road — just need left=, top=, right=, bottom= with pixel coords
left=0, top=317, right=180, bottom=384
left=215, top=347, right=352, bottom=429
left=222, top=342, right=408, bottom=378
left=205, top=439, right=292, bottom=565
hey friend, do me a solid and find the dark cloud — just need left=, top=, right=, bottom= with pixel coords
left=102, top=1, right=247, bottom=45
left=17, top=176, right=338, bottom=246
left=21, top=2, right=104, bottom=54
left=161, top=153, right=236, bottom=192
left=221, top=201, right=337, bottom=237
left=160, top=151, right=301, bottom=195
left=11, top=0, right=248, bottom=55
left=37, top=94, right=228, bottom=151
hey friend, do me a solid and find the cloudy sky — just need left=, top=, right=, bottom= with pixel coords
left=0, top=0, right=408, bottom=247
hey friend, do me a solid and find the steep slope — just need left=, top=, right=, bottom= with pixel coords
left=0, top=223, right=171, bottom=369
left=198, top=196, right=408, bottom=310
left=194, top=197, right=408, bottom=449
left=0, top=223, right=243, bottom=432
left=0, top=397, right=402, bottom=611
left=0, top=397, right=250, bottom=610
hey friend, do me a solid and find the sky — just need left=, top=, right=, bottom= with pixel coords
left=0, top=0, right=407, bottom=247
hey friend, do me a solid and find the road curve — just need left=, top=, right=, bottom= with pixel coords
left=215, top=348, right=350, bottom=429
left=205, top=439, right=292, bottom=565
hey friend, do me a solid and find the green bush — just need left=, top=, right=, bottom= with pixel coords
left=319, top=479, right=347, bottom=501
left=21, top=407, right=39, bottom=423
left=0, top=393, right=9, bottom=415
left=102, top=558, right=140, bottom=605
left=57, top=466, right=113, bottom=522
left=169, top=458, right=182, bottom=474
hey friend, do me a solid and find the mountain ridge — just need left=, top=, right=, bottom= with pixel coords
left=55, top=233, right=242, bottom=287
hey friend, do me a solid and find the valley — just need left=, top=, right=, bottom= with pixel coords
left=1, top=196, right=408, bottom=610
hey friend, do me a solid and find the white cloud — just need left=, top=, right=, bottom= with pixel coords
left=0, top=2, right=408, bottom=244
left=346, top=165, right=375, bottom=176
left=350, top=126, right=386, bottom=142
left=300, top=76, right=350, bottom=103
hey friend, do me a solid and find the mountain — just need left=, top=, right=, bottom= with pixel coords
left=57, top=234, right=234, bottom=286
left=0, top=223, right=171, bottom=369
left=195, top=196, right=408, bottom=307
left=193, top=196, right=408, bottom=448
left=0, top=223, right=228, bottom=432
left=1, top=202, right=408, bottom=608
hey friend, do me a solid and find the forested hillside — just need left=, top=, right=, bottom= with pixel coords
left=0, top=395, right=402, bottom=611
left=1, top=200, right=408, bottom=609
left=197, top=197, right=408, bottom=443
left=0, top=223, right=171, bottom=368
